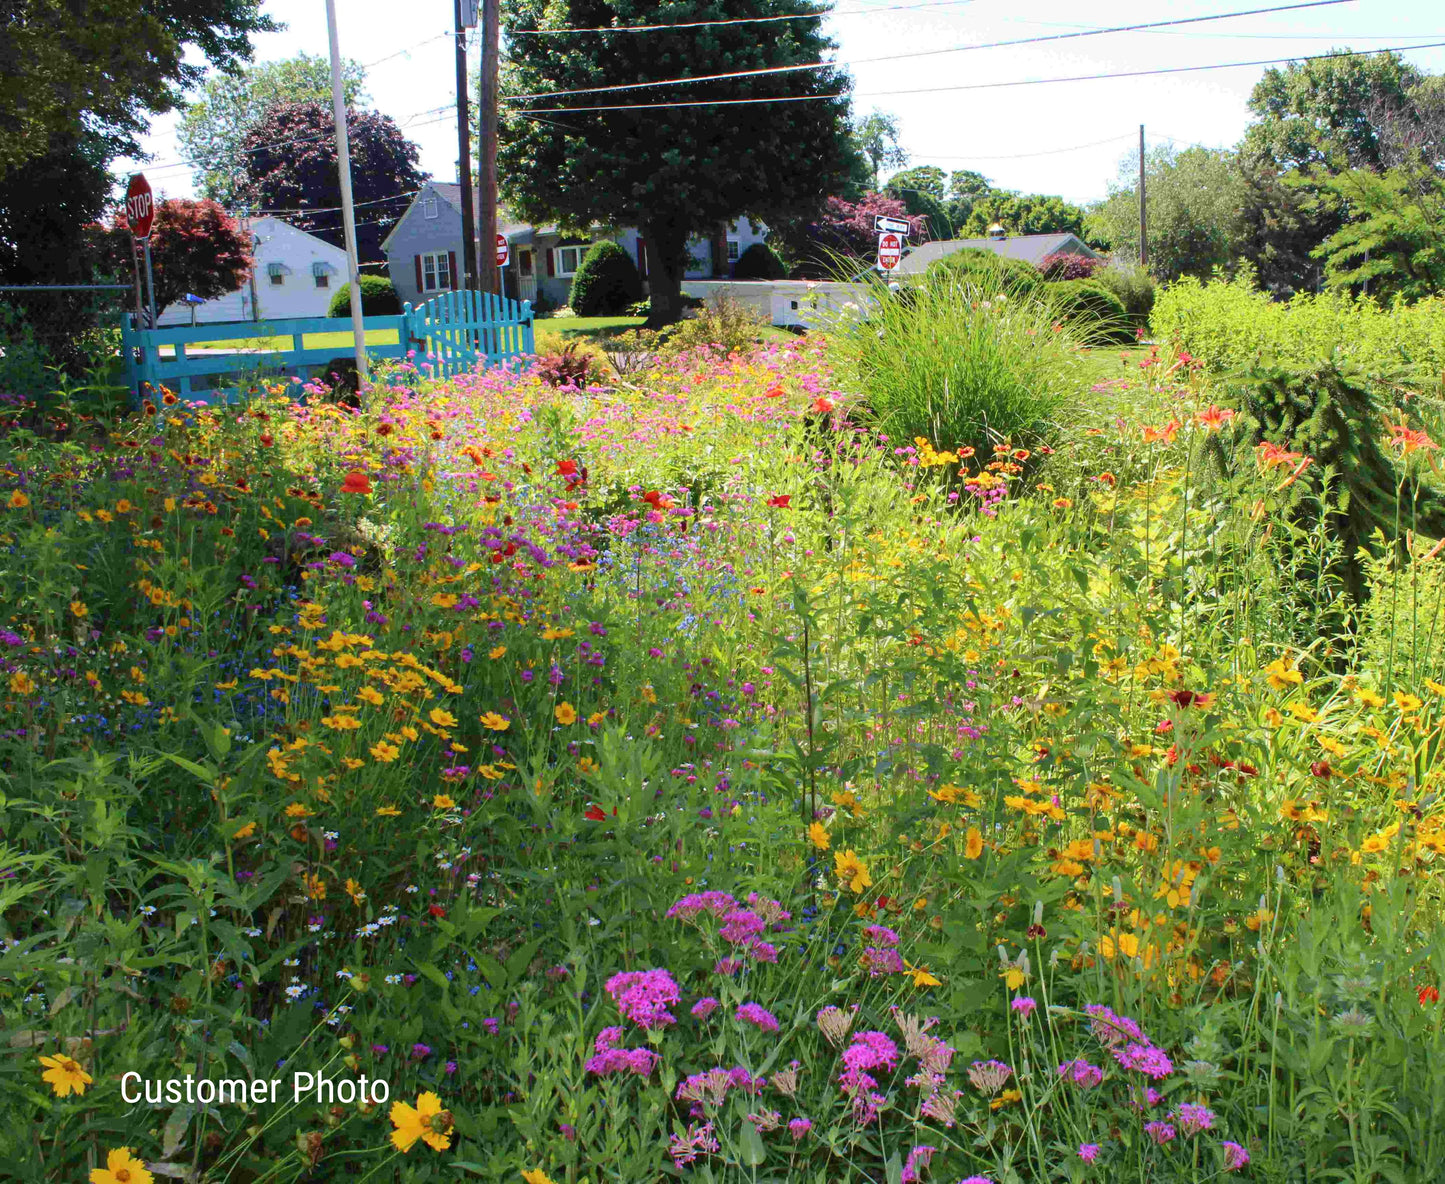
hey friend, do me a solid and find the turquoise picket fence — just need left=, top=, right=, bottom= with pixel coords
left=119, top=292, right=534, bottom=403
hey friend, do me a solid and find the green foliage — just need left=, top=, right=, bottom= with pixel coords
left=178, top=54, right=368, bottom=204
left=654, top=293, right=766, bottom=355
left=1314, top=166, right=1445, bottom=302
left=569, top=241, right=644, bottom=316
left=1094, top=257, right=1156, bottom=327
left=0, top=0, right=276, bottom=180
left=960, top=191, right=1089, bottom=239
left=1087, top=145, right=1248, bottom=281
left=1045, top=278, right=1133, bottom=344
left=731, top=242, right=788, bottom=280
left=0, top=302, right=52, bottom=397
left=828, top=267, right=1085, bottom=458
left=499, top=0, right=854, bottom=324
left=883, top=165, right=946, bottom=199
left=1151, top=274, right=1445, bottom=382
left=1223, top=359, right=1445, bottom=599
left=326, top=274, right=400, bottom=318
left=851, top=108, right=908, bottom=189
left=924, top=247, right=1043, bottom=297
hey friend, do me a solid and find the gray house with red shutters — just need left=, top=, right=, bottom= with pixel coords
left=382, top=181, right=767, bottom=311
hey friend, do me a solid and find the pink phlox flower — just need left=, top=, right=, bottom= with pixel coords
left=1079, top=1143, right=1100, bottom=1162
left=668, top=1121, right=719, bottom=1168
left=690, top=996, right=720, bottom=1019
left=583, top=1046, right=658, bottom=1078
left=1086, top=1003, right=1146, bottom=1048
left=595, top=1026, right=625, bottom=1052
left=966, top=1059, right=1013, bottom=1095
left=1145, top=1121, right=1177, bottom=1145
left=1057, top=1058, right=1105, bottom=1088
left=604, top=968, right=680, bottom=1030
left=1175, top=1102, right=1215, bottom=1136
left=788, top=1116, right=813, bottom=1141
left=719, top=908, right=767, bottom=944
left=666, top=891, right=737, bottom=921
left=845, top=1030, right=900, bottom=1072
left=1113, top=1041, right=1173, bottom=1079
left=1223, top=1141, right=1250, bottom=1171
left=861, top=946, right=905, bottom=976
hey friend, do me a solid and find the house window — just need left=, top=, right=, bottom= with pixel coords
left=519, top=250, right=533, bottom=277
left=423, top=196, right=439, bottom=219
left=555, top=244, right=590, bottom=277
left=267, top=262, right=285, bottom=287
left=312, top=262, right=331, bottom=289
left=727, top=240, right=740, bottom=263
left=421, top=251, right=451, bottom=291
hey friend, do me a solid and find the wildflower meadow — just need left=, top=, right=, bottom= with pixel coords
left=6, top=278, right=1445, bottom=1184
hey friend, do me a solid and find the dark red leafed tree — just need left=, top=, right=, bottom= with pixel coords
left=234, top=101, right=427, bottom=266
left=810, top=193, right=923, bottom=259
left=101, top=198, right=253, bottom=320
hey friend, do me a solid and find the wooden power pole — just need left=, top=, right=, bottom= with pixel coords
left=455, top=0, right=479, bottom=290
left=1138, top=124, right=1148, bottom=271
left=478, top=0, right=501, bottom=295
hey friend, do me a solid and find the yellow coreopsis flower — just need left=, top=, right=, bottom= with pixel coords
left=389, top=1091, right=453, bottom=1152
left=833, top=848, right=872, bottom=893
left=905, top=961, right=941, bottom=988
left=370, top=741, right=401, bottom=763
left=429, top=707, right=458, bottom=729
left=1264, top=658, right=1302, bottom=692
left=807, top=821, right=830, bottom=850
left=89, top=1147, right=153, bottom=1184
left=70, top=600, right=88, bottom=618
left=963, top=827, right=984, bottom=860
left=554, top=702, right=577, bottom=726
left=521, top=1170, right=558, bottom=1184
left=488, top=645, right=507, bottom=660
left=376, top=805, right=402, bottom=817
left=38, top=1052, right=92, bottom=1097
left=479, top=712, right=510, bottom=731
left=432, top=793, right=457, bottom=810
left=231, top=821, right=257, bottom=841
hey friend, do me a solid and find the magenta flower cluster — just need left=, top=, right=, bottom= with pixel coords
left=604, top=967, right=680, bottom=1030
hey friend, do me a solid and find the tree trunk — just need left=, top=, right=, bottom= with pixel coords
left=642, top=218, right=689, bottom=328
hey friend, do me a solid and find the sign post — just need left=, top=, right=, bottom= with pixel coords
left=126, top=174, right=158, bottom=328
left=876, top=232, right=903, bottom=272
left=495, top=234, right=509, bottom=269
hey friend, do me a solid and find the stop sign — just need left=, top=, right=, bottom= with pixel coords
left=877, top=232, right=903, bottom=271
left=496, top=234, right=509, bottom=267
left=125, top=174, right=156, bottom=240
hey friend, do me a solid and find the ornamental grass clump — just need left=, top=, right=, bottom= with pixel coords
left=826, top=268, right=1086, bottom=463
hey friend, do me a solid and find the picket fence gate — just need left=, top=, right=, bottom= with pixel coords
left=119, top=292, right=534, bottom=403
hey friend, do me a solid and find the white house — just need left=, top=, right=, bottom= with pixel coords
left=156, top=216, right=349, bottom=326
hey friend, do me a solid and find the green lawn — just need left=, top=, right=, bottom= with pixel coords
left=158, top=328, right=399, bottom=358
left=535, top=313, right=795, bottom=351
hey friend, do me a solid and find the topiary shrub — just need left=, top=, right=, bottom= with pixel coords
left=569, top=241, right=642, bottom=316
left=1046, top=279, right=1133, bottom=344
left=327, top=274, right=401, bottom=318
left=1041, top=251, right=1103, bottom=281
left=924, top=248, right=1043, bottom=297
left=732, top=242, right=788, bottom=280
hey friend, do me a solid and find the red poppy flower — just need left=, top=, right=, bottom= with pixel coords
left=556, top=459, right=578, bottom=477
left=428, top=904, right=447, bottom=918
left=584, top=804, right=607, bottom=821
left=767, top=495, right=791, bottom=508
left=340, top=471, right=372, bottom=495
left=1168, top=690, right=1213, bottom=710
left=813, top=396, right=834, bottom=414
left=1421, top=985, right=1441, bottom=1006
left=642, top=490, right=674, bottom=510
left=765, top=385, right=785, bottom=399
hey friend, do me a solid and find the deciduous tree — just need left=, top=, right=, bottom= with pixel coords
left=0, top=0, right=275, bottom=181
left=499, top=0, right=854, bottom=325
left=234, top=101, right=427, bottom=266
left=178, top=54, right=368, bottom=205
left=98, top=199, right=254, bottom=321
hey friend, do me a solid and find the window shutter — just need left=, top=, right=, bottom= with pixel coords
left=414, top=255, right=423, bottom=291
left=448, top=251, right=458, bottom=290
left=545, top=248, right=555, bottom=277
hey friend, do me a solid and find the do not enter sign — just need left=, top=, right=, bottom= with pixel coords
left=876, top=232, right=903, bottom=271
left=125, top=174, right=155, bottom=240
left=496, top=234, right=510, bottom=267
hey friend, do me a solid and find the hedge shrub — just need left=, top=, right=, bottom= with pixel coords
left=1152, top=275, right=1445, bottom=383
left=1040, top=251, right=1103, bottom=281
left=569, top=241, right=642, bottom=316
left=1045, top=279, right=1133, bottom=344
left=732, top=243, right=788, bottom=280
left=1094, top=260, right=1155, bottom=328
left=327, top=274, right=400, bottom=318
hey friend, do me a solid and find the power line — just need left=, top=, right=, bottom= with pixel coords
left=909, top=133, right=1138, bottom=161
left=505, top=0, right=1357, bottom=101
left=512, top=39, right=1445, bottom=112
left=251, top=188, right=424, bottom=216
left=511, top=0, right=974, bottom=34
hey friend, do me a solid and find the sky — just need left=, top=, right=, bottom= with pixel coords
left=116, top=0, right=1445, bottom=210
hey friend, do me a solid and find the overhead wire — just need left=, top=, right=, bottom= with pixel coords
left=510, top=0, right=975, bottom=34
left=504, top=0, right=1358, bottom=101
left=511, top=39, right=1445, bottom=112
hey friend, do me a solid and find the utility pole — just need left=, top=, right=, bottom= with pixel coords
left=455, top=0, right=479, bottom=290
left=324, top=0, right=368, bottom=384
left=1138, top=124, right=1148, bottom=271
left=478, top=0, right=501, bottom=295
